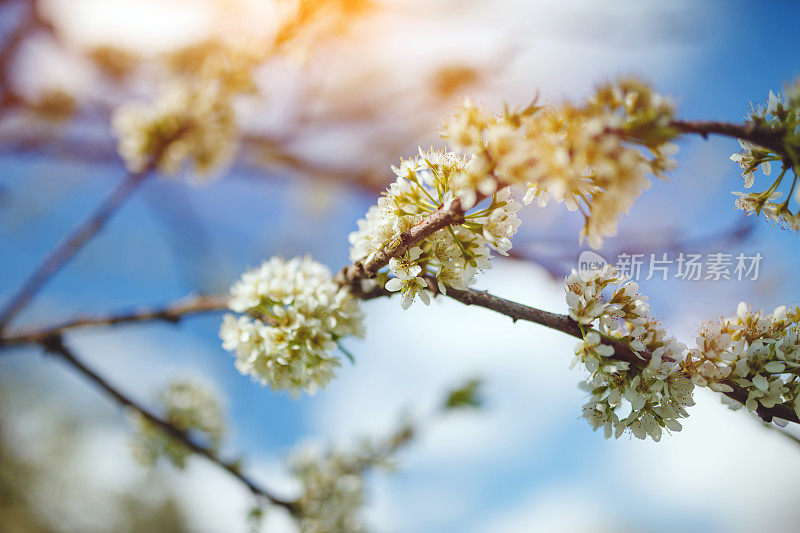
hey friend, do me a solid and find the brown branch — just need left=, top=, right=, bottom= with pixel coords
left=322, top=110, right=800, bottom=424
left=0, top=169, right=151, bottom=332
left=4, top=269, right=796, bottom=426
left=436, top=283, right=799, bottom=425
left=40, top=335, right=298, bottom=514
left=0, top=277, right=396, bottom=350
left=0, top=294, right=229, bottom=347
left=671, top=119, right=789, bottom=159
left=0, top=284, right=396, bottom=349
left=442, top=285, right=582, bottom=337
left=333, top=188, right=800, bottom=425
left=336, top=196, right=468, bottom=286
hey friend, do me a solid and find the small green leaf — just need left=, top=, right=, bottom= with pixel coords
left=443, top=379, right=484, bottom=410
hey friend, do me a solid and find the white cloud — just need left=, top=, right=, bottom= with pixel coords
left=474, top=485, right=621, bottom=533
left=606, top=389, right=800, bottom=533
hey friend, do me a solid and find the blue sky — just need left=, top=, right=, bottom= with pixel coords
left=2, top=1, right=800, bottom=532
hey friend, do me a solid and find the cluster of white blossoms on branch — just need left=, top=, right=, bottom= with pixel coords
left=288, top=419, right=415, bottom=533
left=219, top=256, right=365, bottom=395
left=112, top=81, right=238, bottom=178
left=289, top=446, right=367, bottom=533
left=348, top=79, right=679, bottom=310
left=131, top=378, right=225, bottom=469
left=565, top=266, right=694, bottom=441
left=687, top=302, right=800, bottom=422
left=348, top=147, right=521, bottom=309
left=443, top=78, right=678, bottom=249
left=730, top=80, right=800, bottom=230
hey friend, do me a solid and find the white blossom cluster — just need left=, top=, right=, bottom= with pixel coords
left=112, top=81, right=238, bottom=178
left=131, top=378, right=225, bottom=469
left=730, top=81, right=800, bottom=230
left=348, top=147, right=521, bottom=309
left=289, top=446, right=367, bottom=533
left=565, top=266, right=694, bottom=440
left=443, top=78, right=678, bottom=249
left=288, top=420, right=415, bottom=533
left=687, top=302, right=800, bottom=422
left=219, top=256, right=365, bottom=395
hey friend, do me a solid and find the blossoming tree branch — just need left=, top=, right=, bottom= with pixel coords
left=2, top=69, right=800, bottom=529
left=220, top=78, right=800, bottom=438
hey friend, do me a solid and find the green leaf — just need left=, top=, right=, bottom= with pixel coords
left=443, top=379, right=484, bottom=410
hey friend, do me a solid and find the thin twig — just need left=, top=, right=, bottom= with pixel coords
left=0, top=294, right=229, bottom=347
left=40, top=335, right=299, bottom=514
left=0, top=170, right=150, bottom=332
left=0, top=109, right=192, bottom=333
left=0, top=284, right=395, bottom=349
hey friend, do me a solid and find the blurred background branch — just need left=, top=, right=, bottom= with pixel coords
left=40, top=335, right=301, bottom=513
